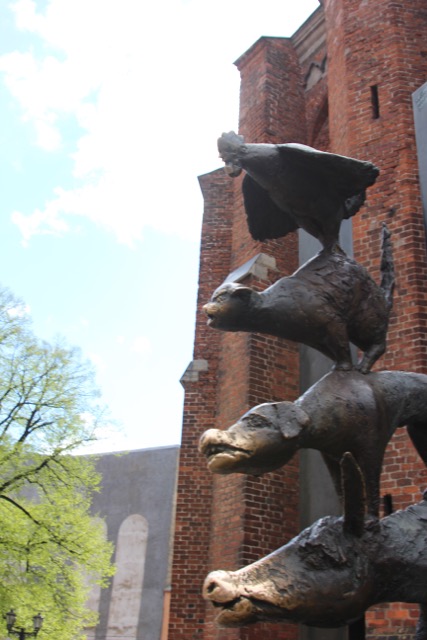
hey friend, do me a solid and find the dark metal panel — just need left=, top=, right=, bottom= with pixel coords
left=413, top=82, right=427, bottom=238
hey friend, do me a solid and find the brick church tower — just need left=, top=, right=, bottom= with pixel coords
left=168, top=2, right=427, bottom=639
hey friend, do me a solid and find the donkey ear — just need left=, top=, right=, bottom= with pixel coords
left=275, top=402, right=310, bottom=439
left=341, top=452, right=367, bottom=537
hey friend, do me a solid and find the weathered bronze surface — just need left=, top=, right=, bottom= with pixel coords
left=204, top=227, right=394, bottom=373
left=199, top=369, right=427, bottom=518
left=202, top=135, right=427, bottom=634
left=217, top=131, right=379, bottom=247
left=203, top=455, right=427, bottom=631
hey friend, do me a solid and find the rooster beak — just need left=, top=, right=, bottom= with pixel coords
left=224, top=163, right=242, bottom=178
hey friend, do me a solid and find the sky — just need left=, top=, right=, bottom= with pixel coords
left=0, top=0, right=320, bottom=453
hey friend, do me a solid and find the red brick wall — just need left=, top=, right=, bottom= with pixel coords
left=170, top=3, right=427, bottom=639
left=237, top=37, right=307, bottom=144
left=323, top=0, right=427, bottom=637
left=168, top=169, right=234, bottom=639
left=170, top=34, right=310, bottom=640
left=293, top=9, right=329, bottom=149
left=205, top=36, right=307, bottom=640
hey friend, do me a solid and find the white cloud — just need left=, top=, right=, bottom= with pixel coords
left=12, top=197, right=70, bottom=247
left=34, top=118, right=62, bottom=151
left=79, top=410, right=96, bottom=430
left=11, top=0, right=43, bottom=32
left=2, top=0, right=319, bottom=246
left=75, top=419, right=125, bottom=455
left=7, top=302, right=31, bottom=317
left=88, top=352, right=107, bottom=373
left=131, top=336, right=151, bottom=356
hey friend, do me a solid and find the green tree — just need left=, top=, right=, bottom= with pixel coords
left=0, top=287, right=114, bottom=639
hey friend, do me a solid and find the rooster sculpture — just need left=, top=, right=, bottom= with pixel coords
left=218, top=131, right=379, bottom=249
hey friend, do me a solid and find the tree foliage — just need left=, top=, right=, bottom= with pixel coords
left=0, top=287, right=114, bottom=639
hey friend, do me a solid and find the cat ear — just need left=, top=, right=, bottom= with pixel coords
left=274, top=402, right=310, bottom=439
left=232, top=286, right=253, bottom=300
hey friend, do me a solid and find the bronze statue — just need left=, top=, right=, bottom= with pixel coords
left=203, top=455, right=427, bottom=635
left=204, top=225, right=394, bottom=373
left=201, top=132, right=427, bottom=634
left=200, top=368, right=427, bottom=518
left=218, top=131, right=379, bottom=248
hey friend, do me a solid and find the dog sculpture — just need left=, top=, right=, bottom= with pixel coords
left=203, top=454, right=427, bottom=637
left=199, top=369, right=427, bottom=518
left=204, top=226, right=394, bottom=373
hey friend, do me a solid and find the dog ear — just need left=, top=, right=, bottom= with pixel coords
left=275, top=402, right=310, bottom=439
